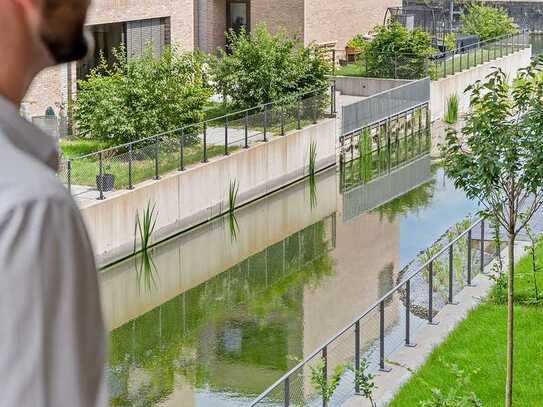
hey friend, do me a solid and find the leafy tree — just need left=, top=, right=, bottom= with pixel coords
left=74, top=46, right=211, bottom=145
left=460, top=4, right=518, bottom=41
left=442, top=60, right=543, bottom=407
left=211, top=23, right=331, bottom=109
left=361, top=22, right=434, bottom=79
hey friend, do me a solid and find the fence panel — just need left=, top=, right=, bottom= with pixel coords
left=342, top=78, right=430, bottom=136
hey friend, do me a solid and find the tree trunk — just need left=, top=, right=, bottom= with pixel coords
left=505, top=232, right=515, bottom=407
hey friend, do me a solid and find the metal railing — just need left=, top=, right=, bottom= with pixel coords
left=332, top=31, right=530, bottom=80
left=340, top=102, right=431, bottom=191
left=59, top=85, right=336, bottom=199
left=251, top=217, right=499, bottom=406
left=342, top=78, right=430, bottom=135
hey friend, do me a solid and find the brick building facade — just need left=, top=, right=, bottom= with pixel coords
left=24, top=0, right=400, bottom=121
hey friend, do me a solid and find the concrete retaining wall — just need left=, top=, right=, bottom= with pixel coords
left=430, top=47, right=532, bottom=122
left=80, top=118, right=337, bottom=265
left=332, top=76, right=411, bottom=97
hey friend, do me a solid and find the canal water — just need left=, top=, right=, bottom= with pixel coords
left=101, top=158, right=478, bottom=406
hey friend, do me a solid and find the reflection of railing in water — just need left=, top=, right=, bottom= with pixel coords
left=251, top=219, right=499, bottom=407
left=342, top=155, right=433, bottom=223
left=108, top=216, right=336, bottom=406
left=339, top=102, right=431, bottom=192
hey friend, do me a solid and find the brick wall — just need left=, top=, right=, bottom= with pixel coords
left=24, top=0, right=195, bottom=119
left=251, top=0, right=305, bottom=40
left=304, top=0, right=401, bottom=49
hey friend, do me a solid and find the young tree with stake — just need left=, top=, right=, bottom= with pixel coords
left=442, top=60, right=543, bottom=407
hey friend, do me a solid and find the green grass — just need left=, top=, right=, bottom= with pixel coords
left=67, top=144, right=237, bottom=188
left=59, top=138, right=111, bottom=158
left=335, top=63, right=367, bottom=77
left=389, top=245, right=543, bottom=406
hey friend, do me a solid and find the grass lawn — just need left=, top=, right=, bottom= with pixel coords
left=388, top=241, right=543, bottom=406
left=59, top=138, right=111, bottom=158
left=335, top=63, right=366, bottom=77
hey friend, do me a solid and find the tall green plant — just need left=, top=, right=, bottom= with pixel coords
left=362, top=22, right=434, bottom=79
left=134, top=201, right=159, bottom=292
left=461, top=4, right=518, bottom=41
left=350, top=358, right=377, bottom=407
left=442, top=60, right=543, bottom=407
left=309, top=140, right=318, bottom=208
left=444, top=94, right=459, bottom=125
left=228, top=179, right=240, bottom=240
left=75, top=46, right=210, bottom=145
left=358, top=128, right=372, bottom=182
left=310, top=360, right=345, bottom=404
left=211, top=24, right=330, bottom=109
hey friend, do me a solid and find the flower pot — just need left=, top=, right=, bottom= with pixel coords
left=345, top=47, right=361, bottom=63
left=96, top=173, right=115, bottom=192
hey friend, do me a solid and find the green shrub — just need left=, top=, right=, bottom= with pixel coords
left=211, top=23, right=331, bottom=109
left=444, top=32, right=457, bottom=51
left=461, top=4, right=518, bottom=41
left=362, top=22, right=434, bottom=79
left=74, top=46, right=211, bottom=145
left=346, top=34, right=366, bottom=50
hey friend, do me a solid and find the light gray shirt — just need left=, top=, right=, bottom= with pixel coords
left=0, top=96, right=106, bottom=406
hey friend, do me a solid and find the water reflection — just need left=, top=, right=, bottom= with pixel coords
left=102, top=158, right=478, bottom=406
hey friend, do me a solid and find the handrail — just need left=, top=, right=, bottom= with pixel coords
left=250, top=217, right=483, bottom=406
left=66, top=85, right=331, bottom=161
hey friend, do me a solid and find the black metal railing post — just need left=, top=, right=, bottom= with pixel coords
left=224, top=116, right=229, bottom=155
left=263, top=105, right=268, bottom=142
left=428, top=261, right=438, bottom=325
left=448, top=244, right=457, bottom=304
left=405, top=279, right=416, bottom=347
left=332, top=49, right=336, bottom=76
left=128, top=143, right=133, bottom=189
left=330, top=83, right=336, bottom=116
left=284, top=377, right=290, bottom=407
left=297, top=98, right=302, bottom=130
left=468, top=228, right=472, bottom=284
left=280, top=106, right=285, bottom=136
left=480, top=219, right=485, bottom=276
left=354, top=320, right=360, bottom=393
left=322, top=347, right=328, bottom=407
left=452, top=49, right=455, bottom=75
left=312, top=97, right=318, bottom=124
left=67, top=159, right=72, bottom=194
left=154, top=135, right=160, bottom=180
left=379, top=300, right=391, bottom=372
left=459, top=47, right=463, bottom=71
left=244, top=111, right=249, bottom=149
left=98, top=151, right=105, bottom=200
left=179, top=129, right=185, bottom=171
left=202, top=121, right=208, bottom=162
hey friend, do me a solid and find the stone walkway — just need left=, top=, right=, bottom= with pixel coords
left=341, top=241, right=530, bottom=407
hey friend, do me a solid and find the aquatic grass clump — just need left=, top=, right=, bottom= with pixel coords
left=134, top=201, right=159, bottom=292
left=358, top=128, right=372, bottom=183
left=228, top=179, right=240, bottom=240
left=444, top=94, right=459, bottom=125
left=308, top=140, right=318, bottom=208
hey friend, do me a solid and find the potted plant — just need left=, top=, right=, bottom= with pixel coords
left=345, top=35, right=366, bottom=62
left=96, top=148, right=116, bottom=192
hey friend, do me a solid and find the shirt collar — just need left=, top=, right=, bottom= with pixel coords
left=0, top=94, right=59, bottom=171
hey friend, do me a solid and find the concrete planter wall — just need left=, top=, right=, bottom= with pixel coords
left=80, top=118, right=337, bottom=265
left=430, top=47, right=532, bottom=122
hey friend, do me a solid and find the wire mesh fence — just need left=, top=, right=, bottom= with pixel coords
left=332, top=31, right=530, bottom=81
left=251, top=218, right=502, bottom=407
left=340, top=103, right=431, bottom=191
left=61, top=86, right=334, bottom=200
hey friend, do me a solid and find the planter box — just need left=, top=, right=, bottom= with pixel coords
left=96, top=173, right=115, bottom=192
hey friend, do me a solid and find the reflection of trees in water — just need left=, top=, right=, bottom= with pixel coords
left=108, top=218, right=336, bottom=406
left=374, top=174, right=437, bottom=222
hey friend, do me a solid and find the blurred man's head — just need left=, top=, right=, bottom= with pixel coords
left=40, top=0, right=91, bottom=63
left=0, top=0, right=91, bottom=104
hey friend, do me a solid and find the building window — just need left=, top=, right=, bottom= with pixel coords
left=227, top=0, right=250, bottom=35
left=77, top=17, right=171, bottom=80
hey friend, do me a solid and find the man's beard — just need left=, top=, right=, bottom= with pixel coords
left=40, top=26, right=90, bottom=64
